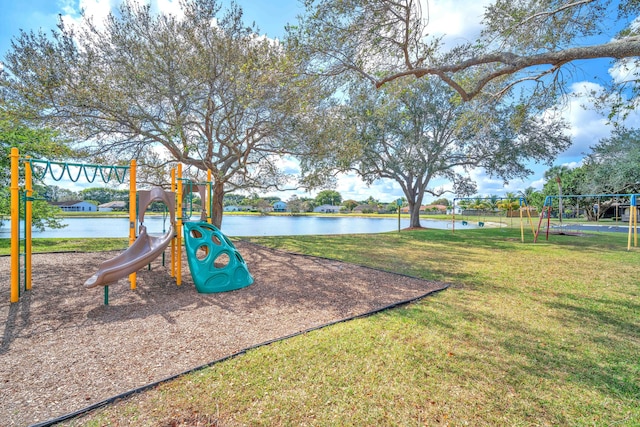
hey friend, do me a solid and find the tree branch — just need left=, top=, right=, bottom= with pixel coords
left=376, top=37, right=640, bottom=100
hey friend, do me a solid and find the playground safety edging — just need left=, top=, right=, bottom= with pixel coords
left=29, top=245, right=449, bottom=427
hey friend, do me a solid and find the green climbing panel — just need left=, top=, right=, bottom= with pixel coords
left=183, top=221, right=253, bottom=293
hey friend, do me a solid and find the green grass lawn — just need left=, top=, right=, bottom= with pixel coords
left=0, top=237, right=129, bottom=255
left=22, top=228, right=640, bottom=425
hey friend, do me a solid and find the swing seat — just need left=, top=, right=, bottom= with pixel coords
left=478, top=221, right=484, bottom=227
left=462, top=220, right=468, bottom=226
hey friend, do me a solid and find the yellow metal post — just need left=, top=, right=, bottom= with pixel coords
left=25, top=157, right=32, bottom=290
left=634, top=205, right=638, bottom=248
left=176, top=163, right=182, bottom=286
left=10, top=148, right=20, bottom=303
left=170, top=168, right=176, bottom=278
left=207, top=169, right=212, bottom=224
left=128, top=159, right=137, bottom=289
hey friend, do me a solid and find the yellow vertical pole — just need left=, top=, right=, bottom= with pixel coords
left=128, top=159, right=137, bottom=289
left=627, top=209, right=632, bottom=251
left=10, top=148, right=20, bottom=303
left=207, top=169, right=212, bottom=224
left=634, top=205, right=638, bottom=247
left=629, top=196, right=637, bottom=251
left=25, top=157, right=32, bottom=290
left=526, top=208, right=536, bottom=239
left=170, top=168, right=176, bottom=278
left=176, top=163, right=182, bottom=286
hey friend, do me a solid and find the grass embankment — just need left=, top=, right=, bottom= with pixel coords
left=0, top=238, right=128, bottom=255
left=43, top=228, right=640, bottom=425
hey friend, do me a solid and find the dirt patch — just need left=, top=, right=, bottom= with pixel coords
left=0, top=241, right=447, bottom=426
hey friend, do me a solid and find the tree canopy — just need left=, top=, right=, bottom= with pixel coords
left=339, top=76, right=570, bottom=228
left=315, top=189, right=342, bottom=206
left=582, top=128, right=640, bottom=194
left=1, top=0, right=331, bottom=228
left=291, top=0, right=640, bottom=111
left=0, top=104, right=71, bottom=231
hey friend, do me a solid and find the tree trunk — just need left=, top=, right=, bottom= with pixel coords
left=409, top=201, right=422, bottom=228
left=211, top=181, right=224, bottom=229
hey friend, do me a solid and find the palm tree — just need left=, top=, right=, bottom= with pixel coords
left=497, top=192, right=519, bottom=227
left=544, top=166, right=571, bottom=225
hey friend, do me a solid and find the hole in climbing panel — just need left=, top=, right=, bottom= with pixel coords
left=211, top=234, right=222, bottom=245
left=196, top=245, right=209, bottom=260
left=213, top=252, right=230, bottom=269
left=190, top=229, right=203, bottom=239
left=235, top=252, right=245, bottom=264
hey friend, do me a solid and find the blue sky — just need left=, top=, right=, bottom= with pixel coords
left=1, top=0, right=637, bottom=203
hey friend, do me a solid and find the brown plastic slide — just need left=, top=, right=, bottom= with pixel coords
left=84, top=187, right=176, bottom=288
left=84, top=224, right=175, bottom=288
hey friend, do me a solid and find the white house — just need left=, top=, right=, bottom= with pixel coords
left=50, top=200, right=97, bottom=212
left=98, top=201, right=126, bottom=211
left=313, top=204, right=341, bottom=213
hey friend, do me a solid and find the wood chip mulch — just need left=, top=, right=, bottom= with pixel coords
left=0, top=241, right=447, bottom=426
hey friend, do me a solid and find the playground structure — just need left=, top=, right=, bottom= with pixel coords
left=534, top=193, right=639, bottom=250
left=452, top=196, right=537, bottom=242
left=8, top=147, right=253, bottom=304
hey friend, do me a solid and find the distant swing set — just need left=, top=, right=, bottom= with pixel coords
left=452, top=196, right=537, bottom=242
left=8, top=147, right=253, bottom=304
left=534, top=193, right=639, bottom=250
left=451, top=192, right=639, bottom=249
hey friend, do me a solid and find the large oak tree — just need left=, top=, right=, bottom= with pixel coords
left=342, top=77, right=570, bottom=228
left=1, top=0, right=331, bottom=228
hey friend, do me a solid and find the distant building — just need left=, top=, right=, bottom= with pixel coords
left=50, top=200, right=97, bottom=212
left=273, top=201, right=288, bottom=212
left=352, top=204, right=380, bottom=214
left=313, top=204, right=341, bottom=213
left=224, top=205, right=252, bottom=212
left=98, top=201, right=126, bottom=212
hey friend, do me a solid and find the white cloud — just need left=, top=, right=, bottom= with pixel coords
left=335, top=173, right=402, bottom=202
left=608, top=57, right=640, bottom=85
left=154, top=0, right=183, bottom=18
left=556, top=81, right=640, bottom=161
left=422, top=0, right=488, bottom=44
left=60, top=0, right=185, bottom=31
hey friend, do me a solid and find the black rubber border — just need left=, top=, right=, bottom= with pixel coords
left=30, top=241, right=450, bottom=426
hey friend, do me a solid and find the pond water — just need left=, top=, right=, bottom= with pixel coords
left=0, top=215, right=465, bottom=238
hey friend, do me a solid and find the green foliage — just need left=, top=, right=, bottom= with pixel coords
left=0, top=187, right=65, bottom=232
left=342, top=77, right=569, bottom=228
left=223, top=193, right=246, bottom=207
left=0, top=108, right=72, bottom=186
left=314, top=189, right=342, bottom=206
left=30, top=197, right=66, bottom=231
left=432, top=197, right=450, bottom=206
left=2, top=0, right=333, bottom=228
left=582, top=128, right=640, bottom=194
left=342, top=199, right=358, bottom=211
left=0, top=105, right=72, bottom=230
